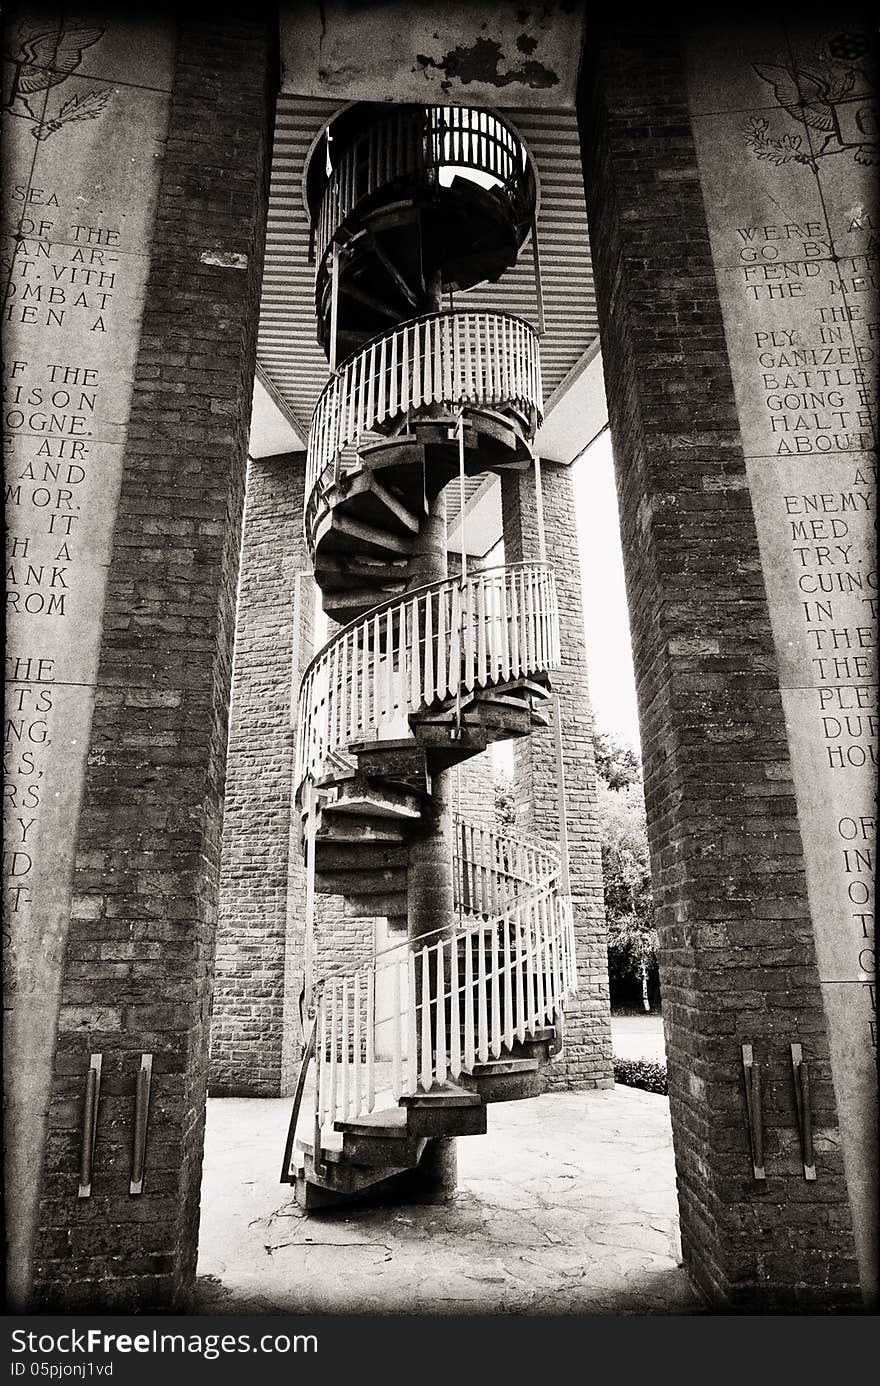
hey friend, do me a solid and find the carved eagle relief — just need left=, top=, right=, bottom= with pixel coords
left=751, top=56, right=877, bottom=166
left=2, top=25, right=111, bottom=139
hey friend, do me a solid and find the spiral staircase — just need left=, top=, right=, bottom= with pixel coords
left=282, top=104, right=577, bottom=1209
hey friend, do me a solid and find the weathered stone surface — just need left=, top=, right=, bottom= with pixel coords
left=2, top=8, right=176, bottom=1309
left=501, top=462, right=614, bottom=1092
left=12, top=10, right=276, bottom=1312
left=685, top=13, right=877, bottom=1299
left=209, top=453, right=316, bottom=1098
left=579, top=12, right=866, bottom=1309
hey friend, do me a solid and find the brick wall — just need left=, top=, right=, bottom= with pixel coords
left=454, top=750, right=498, bottom=828
left=501, top=462, right=613, bottom=1090
left=209, top=453, right=314, bottom=1097
left=578, top=14, right=861, bottom=1308
left=29, top=10, right=276, bottom=1311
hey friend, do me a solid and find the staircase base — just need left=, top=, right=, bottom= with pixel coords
left=295, top=1135, right=458, bottom=1211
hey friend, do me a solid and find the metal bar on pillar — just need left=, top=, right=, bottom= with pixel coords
left=329, top=247, right=340, bottom=373
left=553, top=693, right=571, bottom=899
left=534, top=455, right=547, bottom=566
left=531, top=215, right=546, bottom=338
left=303, top=778, right=318, bottom=1028
left=454, top=408, right=467, bottom=735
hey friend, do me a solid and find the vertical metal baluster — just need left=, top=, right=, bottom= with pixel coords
left=360, top=619, right=369, bottom=735
left=412, top=321, right=424, bottom=407
left=377, top=335, right=388, bottom=424
left=464, top=930, right=476, bottom=1070
left=514, top=906, right=526, bottom=1043
left=534, top=904, right=546, bottom=1026
left=503, top=914, right=514, bottom=1051
left=341, top=979, right=350, bottom=1120
left=402, top=323, right=412, bottom=413
left=366, top=968, right=375, bottom=1113
left=328, top=979, right=338, bottom=1126
left=317, top=988, right=327, bottom=1125
left=490, top=922, right=502, bottom=1058
left=476, top=576, right=487, bottom=686
left=407, top=954, right=418, bottom=1094
left=420, top=946, right=433, bottom=1091
left=352, top=971, right=362, bottom=1117
left=525, top=902, right=536, bottom=1034
left=384, top=606, right=394, bottom=722
left=372, top=611, right=381, bottom=726
left=423, top=593, right=434, bottom=705
left=449, top=581, right=461, bottom=698
left=436, top=585, right=448, bottom=701
left=391, top=953, right=402, bottom=1099
left=366, top=342, right=377, bottom=431
left=435, top=940, right=447, bottom=1085
left=498, top=572, right=510, bottom=681
left=477, top=923, right=489, bottom=1063
left=410, top=597, right=421, bottom=709
left=508, top=571, right=521, bottom=677
left=450, top=936, right=461, bottom=1079
left=463, top=578, right=475, bottom=691
left=389, top=329, right=399, bottom=418
left=348, top=630, right=358, bottom=740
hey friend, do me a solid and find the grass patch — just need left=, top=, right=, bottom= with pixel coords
left=613, top=1056, right=668, bottom=1095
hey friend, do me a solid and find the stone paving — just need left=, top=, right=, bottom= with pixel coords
left=610, top=1014, right=667, bottom=1063
left=196, top=1086, right=703, bottom=1315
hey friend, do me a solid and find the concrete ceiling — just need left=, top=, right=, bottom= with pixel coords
left=279, top=1, right=587, bottom=110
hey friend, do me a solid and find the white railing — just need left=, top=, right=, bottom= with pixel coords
left=312, top=105, right=535, bottom=279
left=295, top=561, right=559, bottom=791
left=455, top=818, right=559, bottom=919
left=308, top=881, right=577, bottom=1138
left=305, top=310, right=544, bottom=518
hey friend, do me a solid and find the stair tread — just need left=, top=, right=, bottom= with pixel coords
left=335, top=1107, right=409, bottom=1135
left=471, top=1058, right=540, bottom=1075
left=400, top=1085, right=482, bottom=1109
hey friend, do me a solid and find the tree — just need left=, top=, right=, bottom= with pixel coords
left=594, top=735, right=659, bottom=1011
left=594, top=731, right=641, bottom=791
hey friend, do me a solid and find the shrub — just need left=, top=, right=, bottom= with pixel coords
left=613, top=1056, right=668, bottom=1095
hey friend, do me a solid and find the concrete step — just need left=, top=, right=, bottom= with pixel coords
left=459, top=1057, right=545, bottom=1103
left=314, top=866, right=408, bottom=897
left=399, top=1084, right=487, bottom=1138
left=345, top=890, right=408, bottom=918
left=313, top=843, right=408, bottom=872
left=334, top=1110, right=428, bottom=1167
left=297, top=1147, right=413, bottom=1196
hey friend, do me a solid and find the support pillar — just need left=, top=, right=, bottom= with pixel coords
left=209, top=452, right=315, bottom=1097
left=406, top=486, right=458, bottom=1201
left=3, top=7, right=276, bottom=1311
left=578, top=9, right=871, bottom=1309
left=500, top=463, right=614, bottom=1090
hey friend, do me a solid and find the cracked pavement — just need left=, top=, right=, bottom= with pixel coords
left=196, top=1085, right=704, bottom=1315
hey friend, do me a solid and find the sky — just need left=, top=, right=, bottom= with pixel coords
left=571, top=429, right=641, bottom=753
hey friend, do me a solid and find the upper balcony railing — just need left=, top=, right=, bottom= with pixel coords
left=305, top=309, right=543, bottom=521
left=311, top=105, right=535, bottom=279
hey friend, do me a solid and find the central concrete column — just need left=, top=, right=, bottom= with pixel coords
left=405, top=484, right=458, bottom=1198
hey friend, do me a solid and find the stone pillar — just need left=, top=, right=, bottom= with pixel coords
left=579, top=10, right=871, bottom=1308
left=3, top=8, right=276, bottom=1310
left=500, top=462, right=613, bottom=1090
left=209, top=453, right=315, bottom=1097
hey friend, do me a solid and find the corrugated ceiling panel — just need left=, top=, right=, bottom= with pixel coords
left=257, top=97, right=598, bottom=430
